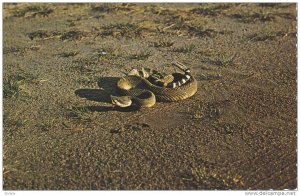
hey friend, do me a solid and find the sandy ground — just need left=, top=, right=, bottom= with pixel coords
left=3, top=3, right=297, bottom=190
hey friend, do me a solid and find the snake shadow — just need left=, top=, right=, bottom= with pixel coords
left=75, top=77, right=135, bottom=112
left=75, top=77, right=119, bottom=102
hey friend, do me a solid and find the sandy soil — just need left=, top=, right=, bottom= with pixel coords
left=3, top=3, right=297, bottom=190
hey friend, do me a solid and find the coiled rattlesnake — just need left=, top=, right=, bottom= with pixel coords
left=110, top=62, right=197, bottom=108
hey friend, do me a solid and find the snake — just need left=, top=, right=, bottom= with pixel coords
left=110, top=62, right=198, bottom=108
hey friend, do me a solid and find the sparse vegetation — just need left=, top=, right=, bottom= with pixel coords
left=129, top=50, right=152, bottom=60
left=3, top=45, right=40, bottom=54
left=91, top=3, right=133, bottom=13
left=4, top=75, right=21, bottom=98
left=212, top=122, right=241, bottom=135
left=3, top=152, right=19, bottom=175
left=66, top=106, right=91, bottom=121
left=100, top=22, right=143, bottom=38
left=58, top=51, right=79, bottom=57
left=60, top=30, right=87, bottom=41
left=208, top=106, right=222, bottom=118
left=185, top=166, right=244, bottom=189
left=3, top=71, right=41, bottom=98
left=3, top=47, right=22, bottom=54
left=172, top=44, right=195, bottom=53
left=151, top=39, right=174, bottom=48
left=4, top=112, right=27, bottom=129
left=258, top=3, right=280, bottom=7
left=192, top=105, right=205, bottom=119
left=3, top=163, right=18, bottom=175
left=71, top=58, right=100, bottom=74
left=93, top=47, right=120, bottom=58
left=190, top=7, right=218, bottom=16
left=156, top=9, right=192, bottom=27
left=13, top=5, right=53, bottom=17
left=197, top=73, right=222, bottom=81
left=77, top=75, right=99, bottom=86
left=257, top=3, right=294, bottom=8
left=192, top=102, right=223, bottom=120
left=27, top=30, right=60, bottom=40
left=187, top=25, right=224, bottom=38
left=91, top=4, right=118, bottom=13
left=247, top=31, right=288, bottom=42
left=27, top=30, right=49, bottom=40
left=3, top=112, right=28, bottom=139
left=230, top=12, right=275, bottom=23
left=37, top=119, right=57, bottom=132
left=190, top=4, right=232, bottom=16
left=203, top=53, right=236, bottom=67
left=273, top=12, right=296, bottom=20
left=125, top=123, right=151, bottom=132
left=16, top=72, right=39, bottom=83
left=28, top=29, right=80, bottom=43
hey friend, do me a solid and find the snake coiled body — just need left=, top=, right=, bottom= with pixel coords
left=111, top=63, right=198, bottom=108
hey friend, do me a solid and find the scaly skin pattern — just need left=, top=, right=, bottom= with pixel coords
left=111, top=67, right=198, bottom=108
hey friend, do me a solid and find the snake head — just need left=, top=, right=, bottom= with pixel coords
left=141, top=67, right=152, bottom=78
left=110, top=95, right=132, bottom=107
left=128, top=68, right=139, bottom=76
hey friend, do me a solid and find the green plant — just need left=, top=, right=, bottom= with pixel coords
left=4, top=71, right=42, bottom=98
left=3, top=76, right=21, bottom=98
